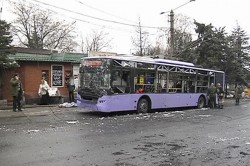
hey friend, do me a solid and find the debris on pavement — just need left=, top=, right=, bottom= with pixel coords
left=26, top=129, right=40, bottom=134
left=66, top=120, right=79, bottom=124
left=58, top=102, right=77, bottom=108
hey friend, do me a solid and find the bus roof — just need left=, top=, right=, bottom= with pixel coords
left=154, top=59, right=194, bottom=67
left=81, top=55, right=224, bottom=73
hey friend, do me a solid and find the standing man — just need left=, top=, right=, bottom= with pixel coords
left=216, top=83, right=224, bottom=109
left=67, top=75, right=75, bottom=103
left=207, top=83, right=217, bottom=109
left=235, top=84, right=242, bottom=105
left=10, top=73, right=23, bottom=112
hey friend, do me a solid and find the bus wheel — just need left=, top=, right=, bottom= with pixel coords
left=197, top=96, right=205, bottom=109
left=137, top=98, right=149, bottom=113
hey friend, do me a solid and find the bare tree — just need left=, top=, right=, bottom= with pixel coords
left=83, top=29, right=112, bottom=53
left=131, top=17, right=151, bottom=56
left=11, top=1, right=77, bottom=51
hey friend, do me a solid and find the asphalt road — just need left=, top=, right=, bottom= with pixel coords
left=0, top=99, right=250, bottom=166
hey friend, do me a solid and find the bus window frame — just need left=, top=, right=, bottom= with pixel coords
left=79, top=57, right=224, bottom=96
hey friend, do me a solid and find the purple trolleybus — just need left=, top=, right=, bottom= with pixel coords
left=77, top=55, right=225, bottom=113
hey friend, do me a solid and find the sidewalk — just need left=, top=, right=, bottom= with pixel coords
left=0, top=104, right=82, bottom=118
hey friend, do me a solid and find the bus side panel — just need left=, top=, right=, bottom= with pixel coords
left=149, top=93, right=206, bottom=109
left=77, top=93, right=207, bottom=112
left=77, top=94, right=143, bottom=112
left=96, top=94, right=144, bottom=112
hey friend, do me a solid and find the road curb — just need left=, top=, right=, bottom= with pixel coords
left=0, top=104, right=58, bottom=111
left=0, top=105, right=82, bottom=118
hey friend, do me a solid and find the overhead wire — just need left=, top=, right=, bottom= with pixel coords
left=160, top=0, right=195, bottom=14
left=8, top=0, right=200, bottom=52
left=74, top=0, right=136, bottom=24
left=8, top=0, right=139, bottom=34
left=8, top=0, right=249, bottom=57
left=21, top=0, right=166, bottom=35
left=29, top=0, right=167, bottom=29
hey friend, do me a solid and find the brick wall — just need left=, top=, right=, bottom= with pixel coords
left=3, top=61, right=74, bottom=104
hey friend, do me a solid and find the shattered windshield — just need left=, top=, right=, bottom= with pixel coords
left=79, top=58, right=111, bottom=89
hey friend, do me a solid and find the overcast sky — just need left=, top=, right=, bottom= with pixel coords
left=1, top=0, right=250, bottom=54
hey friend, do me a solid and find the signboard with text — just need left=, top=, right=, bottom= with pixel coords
left=51, top=65, right=63, bottom=87
left=88, top=51, right=117, bottom=57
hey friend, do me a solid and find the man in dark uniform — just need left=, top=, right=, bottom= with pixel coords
left=216, top=83, right=224, bottom=109
left=235, top=84, right=243, bottom=105
left=10, top=73, right=23, bottom=112
left=207, top=83, right=217, bottom=109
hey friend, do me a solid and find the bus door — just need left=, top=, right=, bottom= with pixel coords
left=122, top=69, right=131, bottom=93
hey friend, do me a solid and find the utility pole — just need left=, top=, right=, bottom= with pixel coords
left=0, top=0, right=4, bottom=21
left=160, top=0, right=195, bottom=58
left=0, top=7, right=2, bottom=20
left=139, top=18, right=143, bottom=56
left=169, top=10, right=174, bottom=57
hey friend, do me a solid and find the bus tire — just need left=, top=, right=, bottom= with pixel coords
left=137, top=98, right=150, bottom=114
left=197, top=96, right=205, bottom=109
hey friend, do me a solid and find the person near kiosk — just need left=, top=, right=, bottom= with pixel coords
left=38, top=79, right=50, bottom=105
left=67, top=75, right=76, bottom=103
